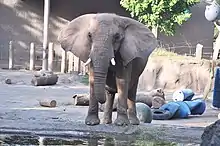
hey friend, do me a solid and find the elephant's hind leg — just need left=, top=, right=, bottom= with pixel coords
left=103, top=90, right=115, bottom=124
left=85, top=65, right=100, bottom=126
left=128, top=80, right=140, bottom=125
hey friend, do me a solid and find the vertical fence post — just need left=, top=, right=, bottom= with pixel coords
left=74, top=56, right=81, bottom=74
left=42, top=0, right=50, bottom=71
left=196, top=43, right=203, bottom=60
left=48, top=42, right=54, bottom=71
left=8, top=41, right=14, bottom=70
left=29, top=42, right=35, bottom=71
left=61, top=49, right=67, bottom=73
left=213, top=22, right=220, bottom=60
left=68, top=52, right=74, bottom=73
left=80, top=61, right=86, bottom=75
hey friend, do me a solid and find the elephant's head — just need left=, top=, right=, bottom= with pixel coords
left=58, top=13, right=158, bottom=104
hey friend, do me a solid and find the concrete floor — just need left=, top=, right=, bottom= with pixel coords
left=0, top=69, right=219, bottom=145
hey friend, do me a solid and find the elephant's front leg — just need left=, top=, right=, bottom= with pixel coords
left=103, top=70, right=117, bottom=124
left=114, top=64, right=131, bottom=126
left=85, top=65, right=100, bottom=125
left=103, top=91, right=115, bottom=124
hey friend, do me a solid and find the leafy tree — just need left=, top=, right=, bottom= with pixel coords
left=120, top=0, right=200, bottom=36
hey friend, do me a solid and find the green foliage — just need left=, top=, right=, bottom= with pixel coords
left=120, top=0, right=200, bottom=36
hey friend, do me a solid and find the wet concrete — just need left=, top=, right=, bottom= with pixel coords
left=0, top=69, right=219, bottom=145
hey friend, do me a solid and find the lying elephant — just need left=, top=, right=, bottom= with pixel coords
left=58, top=13, right=158, bottom=126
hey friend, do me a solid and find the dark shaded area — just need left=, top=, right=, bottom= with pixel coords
left=0, top=2, right=34, bottom=68
left=21, top=0, right=130, bottom=21
left=0, top=134, right=184, bottom=146
left=0, top=1, right=45, bottom=69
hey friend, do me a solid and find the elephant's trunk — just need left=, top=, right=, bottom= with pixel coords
left=91, top=45, right=113, bottom=104
left=93, top=68, right=108, bottom=104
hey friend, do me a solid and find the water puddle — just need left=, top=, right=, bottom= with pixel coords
left=0, top=134, right=198, bottom=146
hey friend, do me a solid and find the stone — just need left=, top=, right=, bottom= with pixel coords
left=138, top=57, right=211, bottom=93
left=136, top=102, right=152, bottom=123
left=201, top=119, right=220, bottom=146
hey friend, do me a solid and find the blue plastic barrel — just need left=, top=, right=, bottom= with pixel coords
left=213, top=67, right=220, bottom=108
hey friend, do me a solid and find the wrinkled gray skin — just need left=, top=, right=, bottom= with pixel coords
left=58, top=13, right=158, bottom=126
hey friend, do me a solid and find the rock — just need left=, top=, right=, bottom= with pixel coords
left=201, top=120, right=220, bottom=146
left=138, top=57, right=211, bottom=93
left=5, top=78, right=12, bottom=84
left=136, top=102, right=152, bottom=123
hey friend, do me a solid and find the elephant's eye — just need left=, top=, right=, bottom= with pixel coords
left=114, top=33, right=120, bottom=41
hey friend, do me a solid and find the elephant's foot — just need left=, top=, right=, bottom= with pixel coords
left=102, top=117, right=112, bottom=124
left=128, top=114, right=140, bottom=125
left=128, top=109, right=140, bottom=125
left=114, top=114, right=130, bottom=126
left=85, top=114, right=100, bottom=126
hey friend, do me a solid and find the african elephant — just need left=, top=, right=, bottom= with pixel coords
left=58, top=13, right=158, bottom=126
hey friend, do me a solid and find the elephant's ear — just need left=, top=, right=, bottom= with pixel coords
left=58, top=14, right=95, bottom=62
left=119, top=16, right=158, bottom=66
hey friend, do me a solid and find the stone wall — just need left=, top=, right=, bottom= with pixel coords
left=138, top=56, right=212, bottom=93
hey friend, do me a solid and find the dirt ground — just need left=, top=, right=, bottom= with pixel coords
left=0, top=68, right=219, bottom=144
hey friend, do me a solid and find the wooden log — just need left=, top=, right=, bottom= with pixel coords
left=136, top=93, right=154, bottom=107
left=73, top=94, right=89, bottom=106
left=5, top=78, right=12, bottom=84
left=39, top=99, right=57, bottom=107
left=136, top=88, right=165, bottom=107
left=31, top=74, right=58, bottom=86
left=99, top=88, right=165, bottom=112
left=151, top=96, right=166, bottom=109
